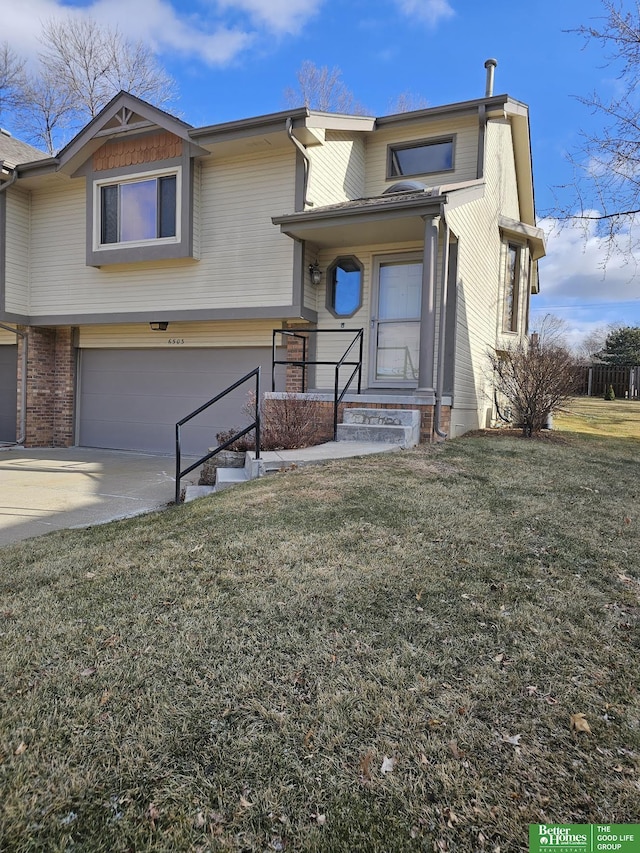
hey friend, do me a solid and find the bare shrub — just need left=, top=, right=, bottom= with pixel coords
left=219, top=393, right=329, bottom=452
left=489, top=326, right=579, bottom=437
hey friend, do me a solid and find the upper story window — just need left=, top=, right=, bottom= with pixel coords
left=503, top=242, right=522, bottom=333
left=95, top=168, right=180, bottom=250
left=387, top=137, right=454, bottom=179
left=327, top=256, right=363, bottom=318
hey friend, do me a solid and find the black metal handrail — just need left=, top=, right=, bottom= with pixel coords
left=272, top=328, right=364, bottom=440
left=175, top=367, right=261, bottom=504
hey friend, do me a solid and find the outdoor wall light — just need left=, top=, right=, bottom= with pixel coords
left=308, top=261, right=323, bottom=286
left=149, top=321, right=169, bottom=331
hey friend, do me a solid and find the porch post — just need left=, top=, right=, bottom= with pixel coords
left=416, top=214, right=439, bottom=394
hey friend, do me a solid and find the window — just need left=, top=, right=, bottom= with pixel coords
left=95, top=169, right=179, bottom=249
left=503, top=243, right=521, bottom=333
left=388, top=137, right=454, bottom=179
left=327, top=256, right=363, bottom=318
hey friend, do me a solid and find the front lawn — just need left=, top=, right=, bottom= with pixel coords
left=1, top=429, right=638, bottom=851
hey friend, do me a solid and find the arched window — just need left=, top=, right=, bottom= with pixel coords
left=327, top=256, right=363, bottom=318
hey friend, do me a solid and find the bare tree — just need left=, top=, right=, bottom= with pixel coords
left=574, top=326, right=609, bottom=363
left=13, top=16, right=176, bottom=152
left=284, top=61, right=370, bottom=115
left=489, top=316, right=579, bottom=436
left=387, top=92, right=429, bottom=114
left=15, top=75, right=75, bottom=155
left=558, top=2, right=640, bottom=254
left=0, top=43, right=26, bottom=119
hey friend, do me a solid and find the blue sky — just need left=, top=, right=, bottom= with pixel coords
left=6, top=0, right=640, bottom=347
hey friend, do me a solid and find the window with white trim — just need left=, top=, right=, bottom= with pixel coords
left=94, top=168, right=180, bottom=250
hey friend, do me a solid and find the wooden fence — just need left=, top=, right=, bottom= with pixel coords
left=574, top=365, right=640, bottom=399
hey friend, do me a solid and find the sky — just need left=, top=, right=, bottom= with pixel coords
left=4, top=0, right=640, bottom=349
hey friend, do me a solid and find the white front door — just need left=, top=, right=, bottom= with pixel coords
left=370, top=256, right=422, bottom=387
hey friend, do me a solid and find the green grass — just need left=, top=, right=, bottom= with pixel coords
left=0, top=431, right=639, bottom=852
left=555, top=396, right=640, bottom=439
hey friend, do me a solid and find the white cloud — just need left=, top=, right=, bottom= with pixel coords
left=215, top=0, right=323, bottom=35
left=396, top=0, right=455, bottom=27
left=538, top=217, right=640, bottom=303
left=531, top=216, right=640, bottom=345
left=2, top=0, right=316, bottom=68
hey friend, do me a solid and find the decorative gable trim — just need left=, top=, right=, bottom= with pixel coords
left=92, top=132, right=184, bottom=171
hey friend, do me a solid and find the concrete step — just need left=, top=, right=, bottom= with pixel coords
left=336, top=422, right=415, bottom=446
left=215, top=467, right=250, bottom=491
left=338, top=408, right=421, bottom=447
left=184, top=485, right=216, bottom=503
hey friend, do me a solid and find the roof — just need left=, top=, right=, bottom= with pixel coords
left=0, top=131, right=47, bottom=169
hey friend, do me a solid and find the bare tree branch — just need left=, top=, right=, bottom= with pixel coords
left=555, top=2, right=640, bottom=256
left=0, top=43, right=26, bottom=119
left=284, top=61, right=370, bottom=115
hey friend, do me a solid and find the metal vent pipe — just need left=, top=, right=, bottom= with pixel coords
left=484, top=58, right=497, bottom=97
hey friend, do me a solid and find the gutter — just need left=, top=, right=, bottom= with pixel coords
left=286, top=117, right=314, bottom=208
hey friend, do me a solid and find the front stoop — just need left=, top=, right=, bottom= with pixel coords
left=215, top=451, right=263, bottom=492
left=337, top=408, right=420, bottom=447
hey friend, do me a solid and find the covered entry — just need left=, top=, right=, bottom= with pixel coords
left=77, top=347, right=282, bottom=455
left=0, top=344, right=17, bottom=442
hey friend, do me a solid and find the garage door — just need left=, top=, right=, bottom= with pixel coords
left=0, top=345, right=17, bottom=442
left=78, top=348, right=284, bottom=455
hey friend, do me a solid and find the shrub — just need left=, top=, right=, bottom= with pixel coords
left=489, top=321, right=578, bottom=437
left=216, top=393, right=328, bottom=452
left=604, top=384, right=616, bottom=401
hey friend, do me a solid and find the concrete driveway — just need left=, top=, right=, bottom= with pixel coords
left=0, top=447, right=196, bottom=546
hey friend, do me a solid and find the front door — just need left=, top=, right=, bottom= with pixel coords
left=370, top=256, right=422, bottom=387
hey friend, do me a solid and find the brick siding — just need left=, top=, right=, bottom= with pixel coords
left=18, top=326, right=76, bottom=447
left=263, top=395, right=451, bottom=445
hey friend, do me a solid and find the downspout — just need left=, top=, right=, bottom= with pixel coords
left=0, top=167, right=26, bottom=445
left=433, top=205, right=450, bottom=439
left=286, top=117, right=314, bottom=208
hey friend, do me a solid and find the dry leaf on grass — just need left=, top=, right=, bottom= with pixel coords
left=239, top=795, right=253, bottom=809
left=14, top=742, right=27, bottom=755
left=448, top=740, right=464, bottom=760
left=146, top=803, right=160, bottom=823
left=380, top=755, right=395, bottom=774
left=359, top=750, right=374, bottom=780
left=570, top=713, right=592, bottom=734
left=80, top=667, right=96, bottom=677
left=502, top=733, right=522, bottom=746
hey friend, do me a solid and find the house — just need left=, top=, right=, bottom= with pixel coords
left=0, top=62, right=545, bottom=455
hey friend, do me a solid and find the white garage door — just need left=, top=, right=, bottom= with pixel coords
left=78, top=348, right=283, bottom=455
left=0, top=345, right=17, bottom=442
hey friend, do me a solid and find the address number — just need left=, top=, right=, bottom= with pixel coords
left=167, top=338, right=185, bottom=345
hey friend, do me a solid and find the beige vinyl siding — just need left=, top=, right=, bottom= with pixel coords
left=78, top=320, right=280, bottom=348
left=0, top=327, right=17, bottom=344
left=484, top=120, right=521, bottom=221
left=365, top=117, right=479, bottom=198
left=192, top=159, right=201, bottom=260
left=446, top=194, right=501, bottom=427
left=27, top=148, right=297, bottom=317
left=443, top=117, right=525, bottom=431
left=303, top=243, right=321, bottom=314
left=307, top=132, right=365, bottom=207
left=4, top=188, right=30, bottom=314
